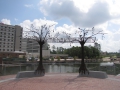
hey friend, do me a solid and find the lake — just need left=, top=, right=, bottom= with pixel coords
left=0, top=63, right=120, bottom=76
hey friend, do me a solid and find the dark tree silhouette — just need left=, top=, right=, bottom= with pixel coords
left=24, top=24, right=54, bottom=75
left=62, top=27, right=106, bottom=74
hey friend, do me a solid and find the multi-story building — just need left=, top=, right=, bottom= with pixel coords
left=119, top=50, right=120, bottom=53
left=94, top=43, right=101, bottom=51
left=0, top=23, right=23, bottom=52
left=22, top=38, right=50, bottom=58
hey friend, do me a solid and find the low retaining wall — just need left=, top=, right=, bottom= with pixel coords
left=16, top=71, right=108, bottom=79
left=16, top=71, right=45, bottom=78
left=79, top=71, right=108, bottom=79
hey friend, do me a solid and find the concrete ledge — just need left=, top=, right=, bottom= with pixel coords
left=79, top=71, right=108, bottom=79
left=116, top=74, right=120, bottom=76
left=16, top=71, right=45, bottom=78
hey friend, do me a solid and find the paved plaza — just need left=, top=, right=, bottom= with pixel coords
left=0, top=73, right=120, bottom=90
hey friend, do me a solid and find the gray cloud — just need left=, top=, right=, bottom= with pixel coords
left=40, top=0, right=112, bottom=27
left=82, top=1, right=111, bottom=27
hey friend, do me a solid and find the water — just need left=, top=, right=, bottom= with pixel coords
left=0, top=63, right=120, bottom=76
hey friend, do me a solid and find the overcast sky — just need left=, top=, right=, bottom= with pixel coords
left=0, top=0, right=120, bottom=52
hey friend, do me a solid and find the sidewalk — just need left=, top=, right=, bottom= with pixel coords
left=0, top=73, right=120, bottom=90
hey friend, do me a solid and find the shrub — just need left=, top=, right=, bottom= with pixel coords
left=51, top=57, right=54, bottom=61
left=74, top=56, right=78, bottom=60
left=57, top=56, right=60, bottom=61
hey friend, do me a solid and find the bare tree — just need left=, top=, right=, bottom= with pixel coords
left=62, top=27, right=106, bottom=74
left=24, top=24, right=54, bottom=75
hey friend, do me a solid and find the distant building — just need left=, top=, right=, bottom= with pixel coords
left=94, top=43, right=101, bottom=51
left=88, top=45, right=92, bottom=48
left=22, top=38, right=50, bottom=58
left=119, top=50, right=120, bottom=53
left=0, top=23, right=23, bottom=52
left=0, top=51, right=26, bottom=58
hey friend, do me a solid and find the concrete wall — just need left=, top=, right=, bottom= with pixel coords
left=14, top=25, right=23, bottom=51
left=27, top=50, right=50, bottom=58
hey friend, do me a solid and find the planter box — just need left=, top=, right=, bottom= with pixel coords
left=79, top=71, right=108, bottom=79
left=16, top=71, right=45, bottom=78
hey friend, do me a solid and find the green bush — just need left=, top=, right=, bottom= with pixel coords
left=51, top=57, right=54, bottom=61
left=74, top=56, right=78, bottom=60
left=57, top=56, right=60, bottom=61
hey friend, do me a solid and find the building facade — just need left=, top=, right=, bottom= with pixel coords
left=0, top=23, right=23, bottom=52
left=22, top=38, right=50, bottom=58
left=119, top=50, right=120, bottom=53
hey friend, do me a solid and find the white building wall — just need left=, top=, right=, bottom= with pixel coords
left=27, top=50, right=50, bottom=58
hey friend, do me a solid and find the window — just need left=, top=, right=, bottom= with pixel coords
left=7, top=49, right=9, bottom=51
left=3, top=49, right=5, bottom=51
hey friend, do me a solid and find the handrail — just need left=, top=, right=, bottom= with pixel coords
left=0, top=63, right=120, bottom=76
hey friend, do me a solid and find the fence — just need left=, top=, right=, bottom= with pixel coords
left=0, top=63, right=120, bottom=76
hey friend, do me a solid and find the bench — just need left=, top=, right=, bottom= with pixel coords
left=16, top=71, right=45, bottom=78
left=79, top=71, right=108, bottom=79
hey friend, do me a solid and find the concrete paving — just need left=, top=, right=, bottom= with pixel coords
left=0, top=73, right=120, bottom=90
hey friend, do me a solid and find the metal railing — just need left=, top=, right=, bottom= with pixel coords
left=0, top=63, right=120, bottom=76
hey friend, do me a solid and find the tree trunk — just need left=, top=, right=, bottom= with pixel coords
left=35, top=44, right=45, bottom=75
left=79, top=43, right=89, bottom=74
left=81, top=44, right=85, bottom=64
left=39, top=44, right=43, bottom=68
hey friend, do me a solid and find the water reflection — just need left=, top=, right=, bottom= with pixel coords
left=0, top=63, right=120, bottom=76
